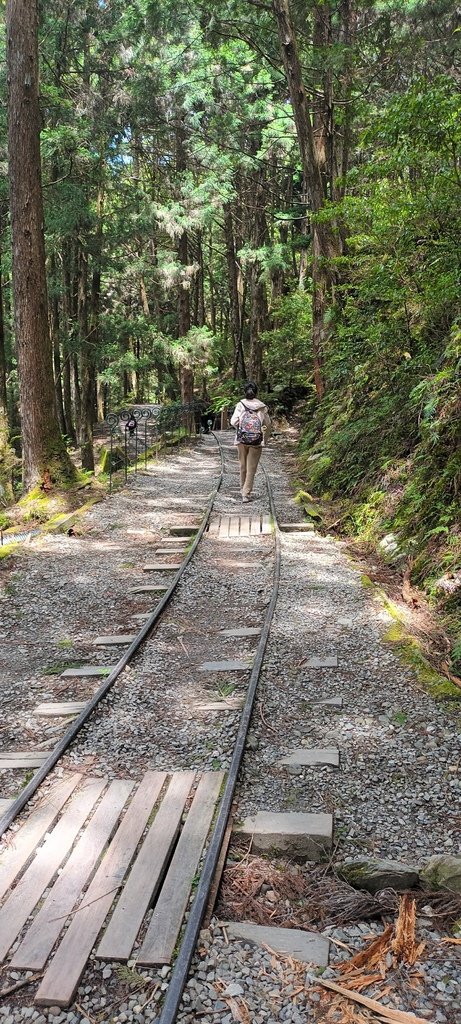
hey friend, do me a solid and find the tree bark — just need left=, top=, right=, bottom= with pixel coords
left=272, top=0, right=341, bottom=398
left=49, top=255, right=66, bottom=437
left=77, top=244, right=94, bottom=471
left=177, top=229, right=191, bottom=337
left=0, top=234, right=8, bottom=421
left=61, top=252, right=77, bottom=445
left=224, top=203, right=246, bottom=379
left=6, top=0, right=74, bottom=490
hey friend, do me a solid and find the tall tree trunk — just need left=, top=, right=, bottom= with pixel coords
left=208, top=230, right=216, bottom=334
left=177, top=229, right=191, bottom=338
left=335, top=0, right=356, bottom=209
left=6, top=0, right=74, bottom=490
left=249, top=274, right=266, bottom=386
left=196, top=230, right=205, bottom=327
left=248, top=170, right=269, bottom=386
left=49, top=255, right=66, bottom=437
left=0, top=231, right=14, bottom=502
left=77, top=245, right=94, bottom=471
left=90, top=185, right=103, bottom=421
left=0, top=235, right=8, bottom=421
left=224, top=203, right=246, bottom=379
left=272, top=0, right=341, bottom=399
left=73, top=353, right=82, bottom=439
left=61, top=254, right=77, bottom=444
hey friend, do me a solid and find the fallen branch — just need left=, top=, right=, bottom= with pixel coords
left=316, top=978, right=434, bottom=1024
left=0, top=972, right=42, bottom=998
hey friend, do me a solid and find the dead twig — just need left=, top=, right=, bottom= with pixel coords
left=258, top=700, right=277, bottom=734
left=0, top=973, right=42, bottom=998
left=49, top=885, right=120, bottom=922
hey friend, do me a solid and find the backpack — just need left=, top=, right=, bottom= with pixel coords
left=237, top=402, right=263, bottom=446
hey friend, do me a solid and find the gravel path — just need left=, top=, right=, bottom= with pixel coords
left=0, top=432, right=460, bottom=1024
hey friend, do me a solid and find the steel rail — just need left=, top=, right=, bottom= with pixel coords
left=158, top=453, right=281, bottom=1024
left=0, top=438, right=225, bottom=839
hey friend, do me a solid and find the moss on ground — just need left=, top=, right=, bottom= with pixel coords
left=381, top=610, right=461, bottom=703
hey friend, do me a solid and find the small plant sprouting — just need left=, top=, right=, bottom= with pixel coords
left=217, top=681, right=235, bottom=698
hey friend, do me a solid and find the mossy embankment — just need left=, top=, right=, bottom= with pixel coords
left=295, top=373, right=461, bottom=679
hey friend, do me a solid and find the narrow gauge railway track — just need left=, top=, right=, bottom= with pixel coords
left=0, top=432, right=281, bottom=1017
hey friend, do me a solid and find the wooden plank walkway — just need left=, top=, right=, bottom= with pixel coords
left=0, top=774, right=81, bottom=901
left=207, top=515, right=273, bottom=538
left=137, top=771, right=224, bottom=965
left=0, top=770, right=223, bottom=1006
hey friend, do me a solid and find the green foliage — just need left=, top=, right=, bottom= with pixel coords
left=262, top=292, right=313, bottom=390
left=298, top=74, right=461, bottom=635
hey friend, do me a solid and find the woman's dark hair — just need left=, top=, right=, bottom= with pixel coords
left=244, top=381, right=258, bottom=399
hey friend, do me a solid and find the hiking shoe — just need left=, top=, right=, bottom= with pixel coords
left=242, top=495, right=250, bottom=503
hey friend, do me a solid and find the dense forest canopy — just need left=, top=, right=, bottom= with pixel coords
left=0, top=0, right=460, bottom=657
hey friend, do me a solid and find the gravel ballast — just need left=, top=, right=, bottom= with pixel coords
left=0, top=432, right=460, bottom=1023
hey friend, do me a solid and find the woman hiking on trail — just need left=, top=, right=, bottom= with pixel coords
left=230, top=382, right=271, bottom=503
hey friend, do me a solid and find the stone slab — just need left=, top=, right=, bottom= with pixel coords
left=132, top=585, right=168, bottom=594
left=60, top=666, right=115, bottom=678
left=93, top=635, right=138, bottom=646
left=198, top=660, right=252, bottom=672
left=223, top=922, right=329, bottom=966
left=279, top=523, right=315, bottom=532
left=196, top=698, right=244, bottom=711
left=305, top=655, right=338, bottom=668
left=142, top=563, right=182, bottom=572
left=216, top=560, right=261, bottom=569
left=238, top=811, right=333, bottom=861
left=0, top=799, right=13, bottom=814
left=309, top=697, right=343, bottom=708
left=155, top=548, right=187, bottom=555
left=219, top=627, right=261, bottom=637
left=158, top=537, right=190, bottom=544
left=279, top=748, right=340, bottom=768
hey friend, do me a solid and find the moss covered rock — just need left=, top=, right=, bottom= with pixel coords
left=420, top=856, right=461, bottom=893
left=100, top=445, right=125, bottom=474
left=338, top=858, right=419, bottom=894
left=294, top=489, right=323, bottom=521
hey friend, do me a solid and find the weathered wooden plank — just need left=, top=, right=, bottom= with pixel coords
left=34, top=774, right=165, bottom=1007
left=0, top=799, right=13, bottom=815
left=13, top=775, right=163, bottom=972
left=249, top=515, right=262, bottom=534
left=207, top=518, right=220, bottom=536
left=0, top=774, right=81, bottom=901
left=218, top=516, right=229, bottom=538
left=0, top=778, right=105, bottom=962
left=261, top=514, right=272, bottom=535
left=228, top=516, right=240, bottom=537
left=33, top=703, right=86, bottom=718
left=97, top=771, right=195, bottom=962
left=0, top=752, right=51, bottom=768
left=137, top=771, right=224, bottom=965
left=239, top=516, right=251, bottom=536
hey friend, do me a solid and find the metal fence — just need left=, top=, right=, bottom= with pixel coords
left=105, top=402, right=214, bottom=492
